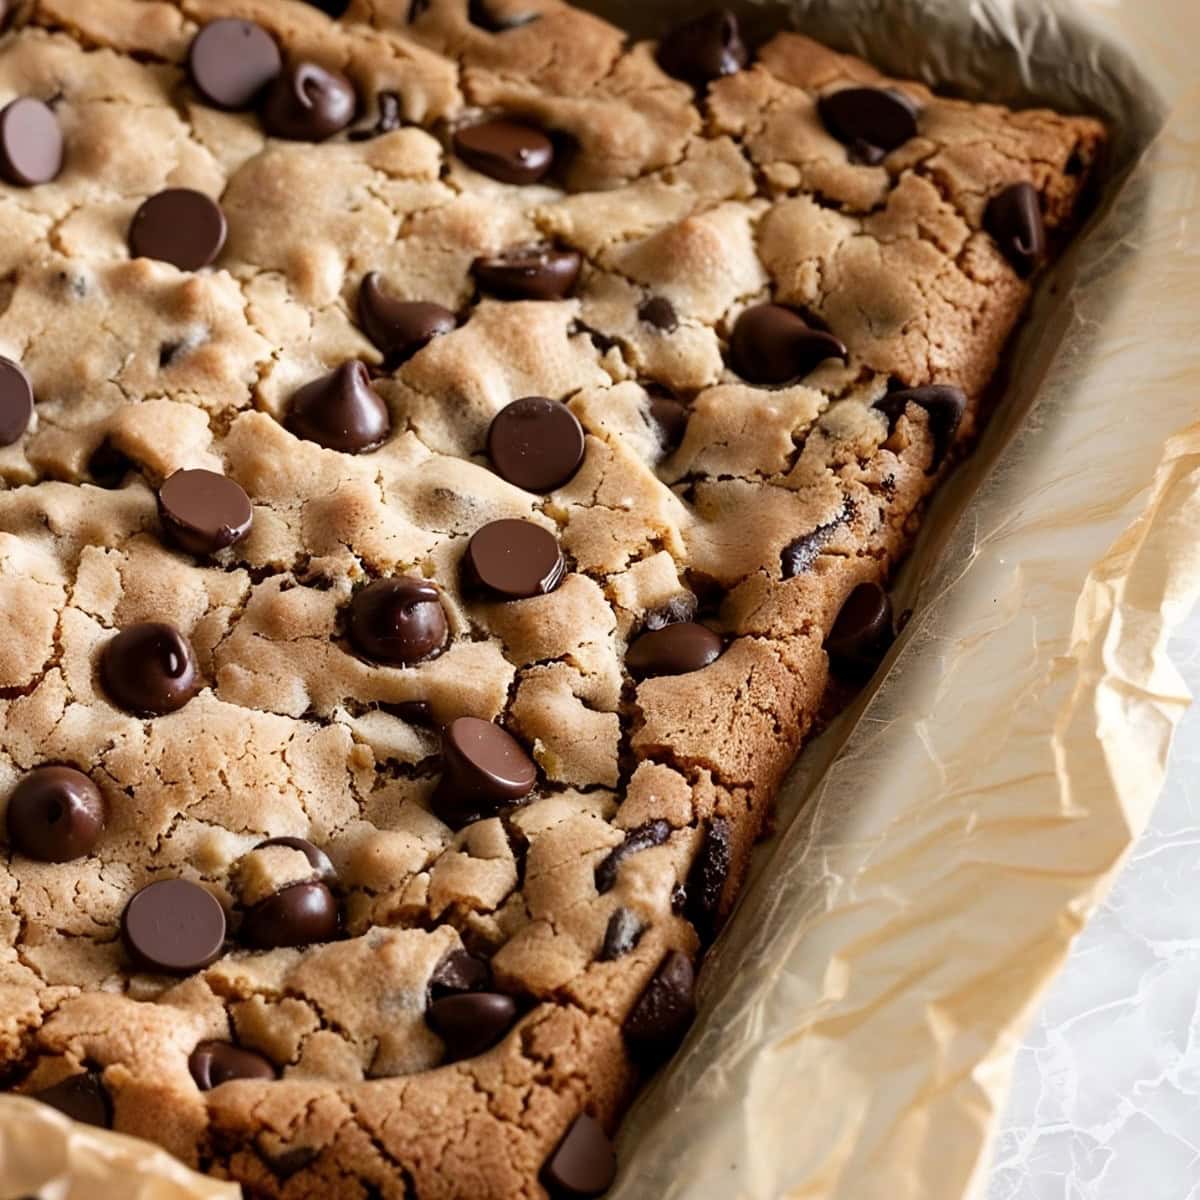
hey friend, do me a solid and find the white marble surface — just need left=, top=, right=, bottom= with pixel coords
left=988, top=600, right=1200, bottom=1199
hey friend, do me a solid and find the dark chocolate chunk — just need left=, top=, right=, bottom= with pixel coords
left=984, top=181, right=1046, bottom=276
left=426, top=992, right=519, bottom=1061
left=100, top=622, right=202, bottom=716
left=287, top=361, right=391, bottom=453
left=189, top=1041, right=277, bottom=1090
left=487, top=396, right=585, bottom=493
left=188, top=19, right=281, bottom=110
left=6, top=765, right=105, bottom=862
left=730, top=303, right=848, bottom=385
left=817, top=86, right=920, bottom=164
left=825, top=581, right=894, bottom=681
left=347, top=576, right=449, bottom=666
left=598, top=907, right=643, bottom=961
left=261, top=61, right=357, bottom=141
left=874, top=384, right=966, bottom=470
left=656, top=9, right=747, bottom=88
left=626, top=622, right=722, bottom=677
left=638, top=296, right=678, bottom=332
left=121, top=879, right=227, bottom=974
left=254, top=836, right=338, bottom=886
left=431, top=716, right=537, bottom=829
left=472, top=246, right=581, bottom=301
left=348, top=92, right=403, bottom=141
left=622, top=949, right=695, bottom=1058
left=429, top=947, right=492, bottom=1000
left=356, top=273, right=455, bottom=362
left=30, top=1072, right=111, bottom=1128
left=464, top=518, right=565, bottom=600
left=157, top=468, right=253, bottom=557
left=0, top=97, right=63, bottom=187
left=128, top=189, right=227, bottom=271
left=453, top=118, right=554, bottom=185
left=0, top=355, right=34, bottom=446
left=542, top=1114, right=617, bottom=1199
left=594, top=820, right=671, bottom=894
left=684, top=816, right=731, bottom=942
left=241, top=881, right=340, bottom=949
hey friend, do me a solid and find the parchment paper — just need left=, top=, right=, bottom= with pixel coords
left=4, top=0, right=1199, bottom=1197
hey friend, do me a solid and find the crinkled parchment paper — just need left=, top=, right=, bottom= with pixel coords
left=4, top=0, right=1200, bottom=1197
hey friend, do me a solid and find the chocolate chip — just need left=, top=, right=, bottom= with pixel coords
left=626, top=622, right=722, bottom=678
left=825, top=582, right=893, bottom=681
left=188, top=19, right=281, bottom=110
left=189, top=1041, right=276, bottom=1091
left=100, top=622, right=201, bottom=716
left=0, top=355, right=33, bottom=446
left=348, top=91, right=403, bottom=141
left=429, top=947, right=492, bottom=999
left=656, top=9, right=747, bottom=88
left=87, top=439, right=136, bottom=488
left=431, top=716, right=537, bottom=829
left=30, top=1072, right=111, bottom=1128
left=384, top=699, right=436, bottom=727
left=129, top=189, right=227, bottom=271
left=730, top=303, right=848, bottom=385
left=468, top=0, right=540, bottom=31
left=622, top=949, right=695, bottom=1058
left=356, top=273, right=455, bottom=363
left=638, top=296, right=678, bottom=332
left=874, top=384, right=966, bottom=470
left=261, top=61, right=357, bottom=141
left=781, top=515, right=841, bottom=579
left=487, top=396, right=585, bottom=493
left=426, top=992, right=519, bottom=1061
left=287, top=361, right=391, bottom=453
left=254, top=836, right=338, bottom=886
left=347, top=577, right=449, bottom=666
left=684, top=816, right=731, bottom=942
left=594, top=820, right=670, bottom=894
left=241, top=881, right=340, bottom=949
left=817, top=86, right=920, bottom=165
left=300, top=0, right=351, bottom=14
left=0, top=98, right=63, bottom=187
left=984, top=182, right=1046, bottom=276
left=542, top=1114, right=617, bottom=1199
left=122, top=879, right=227, bottom=974
left=464, top=518, right=565, bottom=600
left=599, top=907, right=643, bottom=961
left=472, top=246, right=581, bottom=301
left=647, top=390, right=688, bottom=453
left=454, top=117, right=554, bottom=185
left=6, top=765, right=105, bottom=862
left=157, top=469, right=253, bottom=557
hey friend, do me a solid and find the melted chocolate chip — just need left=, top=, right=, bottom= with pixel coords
left=30, top=1072, right=111, bottom=1128
left=122, top=879, right=227, bottom=974
left=188, top=19, right=282, bottom=110
left=6, top=765, right=105, bottom=862
left=0, top=97, right=63, bottom=187
left=656, top=9, right=747, bottom=88
left=684, top=816, right=731, bottom=942
left=157, top=469, right=253, bottom=557
left=472, top=246, right=581, bottom=301
left=825, top=582, right=894, bottom=681
left=100, top=622, right=201, bottom=716
left=287, top=361, right=391, bottom=453
left=357, top=273, right=456, bottom=365
left=984, top=182, right=1046, bottom=276
left=638, top=296, right=678, bottom=332
left=730, top=303, right=848, bottom=385
left=261, top=61, right=357, bottom=141
left=464, top=518, right=565, bottom=600
left=429, top=947, right=492, bottom=1000
left=542, top=1114, right=617, bottom=1199
left=626, top=622, right=723, bottom=677
left=189, top=1041, right=277, bottom=1090
left=622, top=949, right=695, bottom=1059
left=426, top=992, right=519, bottom=1061
left=817, top=86, right=920, bottom=164
left=431, top=716, right=537, bottom=829
left=594, top=820, right=670, bottom=894
left=598, top=907, right=643, bottom=961
left=347, top=576, right=449, bottom=666
left=0, top=355, right=34, bottom=447
left=487, top=396, right=585, bottom=492
left=468, top=0, right=540, bottom=31
left=129, top=189, right=227, bottom=271
left=874, top=384, right=966, bottom=470
left=254, top=836, right=338, bottom=886
left=453, top=117, right=554, bottom=185
left=241, top=881, right=340, bottom=949
left=348, top=92, right=403, bottom=141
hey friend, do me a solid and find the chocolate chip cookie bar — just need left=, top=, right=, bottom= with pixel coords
left=0, top=1, right=1104, bottom=1196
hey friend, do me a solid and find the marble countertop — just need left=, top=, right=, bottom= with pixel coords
left=987, top=601, right=1200, bottom=1198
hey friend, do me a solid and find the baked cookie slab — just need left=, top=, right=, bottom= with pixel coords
left=0, top=1, right=1103, bottom=1197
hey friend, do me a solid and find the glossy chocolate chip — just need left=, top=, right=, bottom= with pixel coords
left=6, top=765, right=105, bottom=862
left=598, top=907, right=643, bottom=961
left=427, top=992, right=519, bottom=1061
left=287, top=361, right=391, bottom=453
left=817, top=86, right=920, bottom=165
left=874, top=384, right=966, bottom=470
left=254, top=836, right=338, bottom=886
left=100, top=622, right=201, bottom=716
left=464, top=518, right=565, bottom=600
left=157, top=469, right=253, bottom=557
left=429, top=947, right=492, bottom=1000
left=730, top=303, right=848, bottom=385
left=684, top=815, right=731, bottom=942
left=984, top=182, right=1046, bottom=276
left=347, top=577, right=449, bottom=666
left=261, top=61, right=357, bottom=141
left=453, top=117, right=554, bottom=185
left=622, top=949, right=695, bottom=1058
left=638, top=296, right=678, bottom=332
left=542, top=1114, right=617, bottom=1199
left=129, top=189, right=227, bottom=271
left=188, top=19, right=281, bottom=110
left=241, top=881, right=340, bottom=949
left=487, top=396, right=585, bottom=493
left=0, top=98, right=63, bottom=187
left=472, top=246, right=581, bottom=301
left=348, top=91, right=403, bottom=141
left=626, top=622, right=722, bottom=678
left=122, top=879, right=227, bottom=974
left=30, top=1072, right=111, bottom=1128
left=189, top=1041, right=276, bottom=1091
left=357, top=273, right=456, bottom=363
left=647, top=391, right=688, bottom=453
left=431, top=716, right=537, bottom=829
left=656, top=8, right=747, bottom=88
left=468, top=0, right=539, bottom=30
left=594, top=820, right=670, bottom=894
left=0, top=356, right=33, bottom=446
left=825, top=582, right=894, bottom=681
